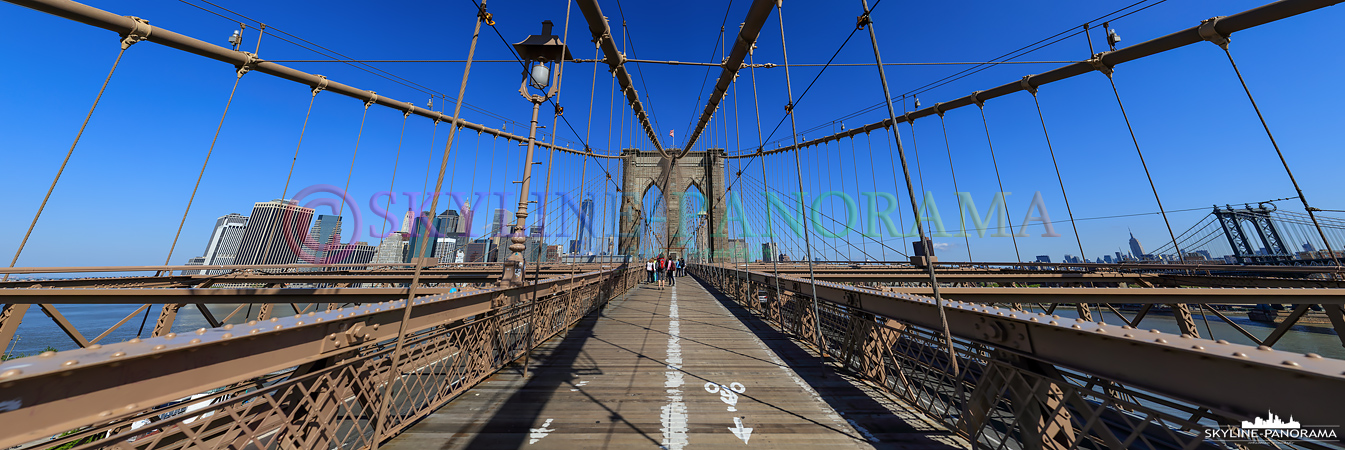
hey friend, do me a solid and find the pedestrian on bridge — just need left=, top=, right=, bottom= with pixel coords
left=645, top=258, right=655, bottom=284
left=678, top=258, right=686, bottom=277
left=667, top=257, right=678, bottom=286
left=656, top=254, right=667, bottom=289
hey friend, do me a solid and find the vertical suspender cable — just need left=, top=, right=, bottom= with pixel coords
left=974, top=99, right=1021, bottom=263
left=858, top=1, right=958, bottom=377
left=935, top=110, right=973, bottom=261
left=749, top=51, right=785, bottom=321
left=370, top=2, right=484, bottom=446
left=337, top=99, right=374, bottom=220
left=1025, top=82, right=1086, bottom=262
left=162, top=59, right=250, bottom=272
left=880, top=127, right=908, bottom=255
left=1201, top=23, right=1341, bottom=269
left=862, top=133, right=887, bottom=261
left=1096, top=61, right=1185, bottom=262
left=6, top=31, right=140, bottom=281
left=578, top=45, right=600, bottom=259
left=775, top=1, right=827, bottom=359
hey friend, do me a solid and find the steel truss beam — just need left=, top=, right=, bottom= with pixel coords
left=679, top=0, right=776, bottom=155
left=0, top=267, right=632, bottom=448
left=696, top=265, right=1345, bottom=433
left=575, top=0, right=666, bottom=156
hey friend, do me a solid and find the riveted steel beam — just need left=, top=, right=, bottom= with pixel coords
left=679, top=0, right=776, bottom=156
left=699, top=265, right=1345, bottom=429
left=575, top=0, right=666, bottom=156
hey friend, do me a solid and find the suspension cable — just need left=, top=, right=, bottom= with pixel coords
left=1028, top=87, right=1086, bottom=262
left=161, top=61, right=250, bottom=273
left=936, top=111, right=972, bottom=262
left=975, top=100, right=1022, bottom=262
left=747, top=49, right=786, bottom=316
left=6, top=38, right=136, bottom=281
left=776, top=1, right=828, bottom=359
left=860, top=133, right=887, bottom=261
left=377, top=110, right=412, bottom=242
left=1208, top=30, right=1341, bottom=268
left=859, top=0, right=957, bottom=377
left=1100, top=65, right=1185, bottom=262
left=337, top=97, right=374, bottom=219
left=370, top=3, right=485, bottom=447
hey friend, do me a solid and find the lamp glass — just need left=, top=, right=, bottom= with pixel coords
left=530, top=63, right=550, bottom=89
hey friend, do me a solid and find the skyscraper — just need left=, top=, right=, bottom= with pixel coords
left=324, top=242, right=375, bottom=268
left=434, top=237, right=458, bottom=264
left=201, top=213, right=248, bottom=273
left=234, top=199, right=315, bottom=266
left=490, top=208, right=509, bottom=262
left=308, top=214, right=342, bottom=263
left=435, top=210, right=464, bottom=256
left=525, top=226, right=544, bottom=262
left=371, top=232, right=408, bottom=265
left=406, top=211, right=434, bottom=262
left=762, top=242, right=779, bottom=262
left=182, top=256, right=207, bottom=275
left=400, top=210, right=414, bottom=233
left=577, top=197, right=594, bottom=254
left=1129, top=231, right=1146, bottom=260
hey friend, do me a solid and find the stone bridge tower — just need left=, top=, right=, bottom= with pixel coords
left=618, top=148, right=727, bottom=261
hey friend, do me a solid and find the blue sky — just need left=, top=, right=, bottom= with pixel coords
left=1, top=0, right=1342, bottom=268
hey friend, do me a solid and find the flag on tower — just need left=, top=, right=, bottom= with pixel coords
left=669, top=130, right=674, bottom=138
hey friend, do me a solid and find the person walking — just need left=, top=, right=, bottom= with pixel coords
left=656, top=254, right=666, bottom=289
left=645, top=258, right=655, bottom=284
left=666, top=257, right=678, bottom=286
left=677, top=258, right=686, bottom=277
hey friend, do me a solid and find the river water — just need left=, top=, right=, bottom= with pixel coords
left=3, top=303, right=317, bottom=358
left=4, top=303, right=1343, bottom=361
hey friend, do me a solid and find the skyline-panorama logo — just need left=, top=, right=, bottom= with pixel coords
left=1205, top=410, right=1337, bottom=443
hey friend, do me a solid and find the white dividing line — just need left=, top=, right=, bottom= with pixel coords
left=660, top=286, right=689, bottom=450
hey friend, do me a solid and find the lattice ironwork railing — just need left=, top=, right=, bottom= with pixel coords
left=693, top=264, right=1345, bottom=450
left=0, top=266, right=639, bottom=450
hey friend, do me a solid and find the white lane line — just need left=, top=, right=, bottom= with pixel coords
left=661, top=286, right=689, bottom=450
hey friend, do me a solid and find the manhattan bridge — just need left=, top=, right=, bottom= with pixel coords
left=2, top=0, right=1345, bottom=448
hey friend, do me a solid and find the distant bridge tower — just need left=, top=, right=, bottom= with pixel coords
left=618, top=148, right=727, bottom=261
left=1213, top=204, right=1292, bottom=264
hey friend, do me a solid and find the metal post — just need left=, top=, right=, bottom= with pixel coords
left=501, top=101, right=543, bottom=292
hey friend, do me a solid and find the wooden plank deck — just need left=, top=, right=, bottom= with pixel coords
left=384, top=276, right=965, bottom=449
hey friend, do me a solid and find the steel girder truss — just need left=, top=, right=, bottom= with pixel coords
left=693, top=264, right=1345, bottom=450
left=0, top=265, right=640, bottom=449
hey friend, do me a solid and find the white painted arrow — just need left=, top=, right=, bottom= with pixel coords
left=729, top=417, right=753, bottom=444
left=529, top=418, right=555, bottom=444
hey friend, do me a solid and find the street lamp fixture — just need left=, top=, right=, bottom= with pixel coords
left=512, top=20, right=571, bottom=100
left=499, top=21, right=570, bottom=294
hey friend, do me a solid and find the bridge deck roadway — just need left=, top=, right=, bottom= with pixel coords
left=384, top=277, right=965, bottom=449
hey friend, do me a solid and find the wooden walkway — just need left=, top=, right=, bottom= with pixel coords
left=384, top=276, right=965, bottom=449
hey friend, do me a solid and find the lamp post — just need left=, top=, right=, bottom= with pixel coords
left=499, top=21, right=570, bottom=293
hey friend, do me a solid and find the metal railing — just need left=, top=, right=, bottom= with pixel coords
left=0, top=265, right=638, bottom=449
left=692, top=263, right=1345, bottom=450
